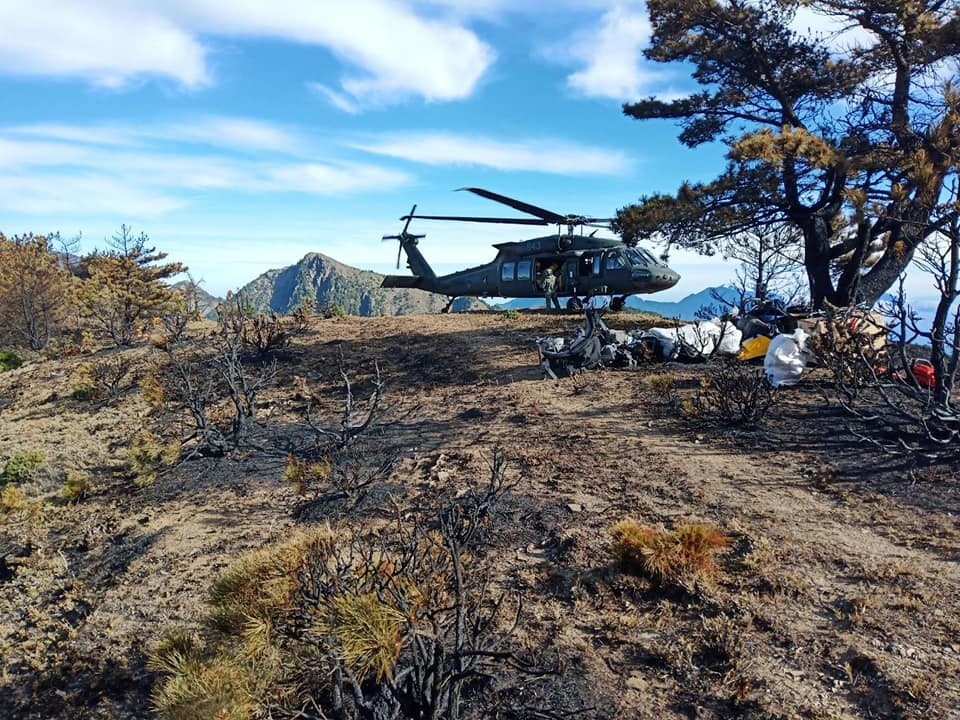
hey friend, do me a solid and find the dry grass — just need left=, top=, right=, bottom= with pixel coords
left=150, top=527, right=335, bottom=720
left=128, top=430, right=180, bottom=487
left=205, top=526, right=334, bottom=636
left=610, top=520, right=731, bottom=587
left=0, top=484, right=33, bottom=517
left=61, top=470, right=93, bottom=503
left=281, top=453, right=332, bottom=495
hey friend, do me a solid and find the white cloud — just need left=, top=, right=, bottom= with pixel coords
left=564, top=3, right=662, bottom=101
left=0, top=173, right=186, bottom=216
left=0, top=119, right=413, bottom=216
left=0, top=1, right=494, bottom=108
left=0, top=1, right=208, bottom=88
left=353, top=132, right=629, bottom=175
left=308, top=84, right=362, bottom=115
left=166, top=117, right=302, bottom=154
left=789, top=5, right=874, bottom=52
left=10, top=117, right=303, bottom=155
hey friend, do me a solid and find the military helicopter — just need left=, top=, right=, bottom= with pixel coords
left=381, top=187, right=680, bottom=311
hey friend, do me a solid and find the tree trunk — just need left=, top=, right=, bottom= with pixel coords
left=798, top=215, right=840, bottom=310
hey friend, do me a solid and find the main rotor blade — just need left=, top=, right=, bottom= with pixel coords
left=401, top=203, right=417, bottom=235
left=403, top=213, right=550, bottom=226
left=457, top=187, right=566, bottom=224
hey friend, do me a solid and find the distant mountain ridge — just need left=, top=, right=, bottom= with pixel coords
left=496, top=286, right=740, bottom=320
left=171, top=280, right=223, bottom=320
left=625, top=285, right=740, bottom=320
left=236, top=252, right=486, bottom=316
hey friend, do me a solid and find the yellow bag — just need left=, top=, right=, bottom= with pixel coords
left=738, top=335, right=771, bottom=361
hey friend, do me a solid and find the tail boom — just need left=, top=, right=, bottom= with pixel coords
left=381, top=275, right=423, bottom=289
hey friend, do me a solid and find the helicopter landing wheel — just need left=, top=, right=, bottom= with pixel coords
left=566, top=297, right=584, bottom=311
left=610, top=296, right=625, bottom=312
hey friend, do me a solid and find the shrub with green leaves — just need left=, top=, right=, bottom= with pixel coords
left=1, top=450, right=45, bottom=485
left=0, top=350, right=23, bottom=372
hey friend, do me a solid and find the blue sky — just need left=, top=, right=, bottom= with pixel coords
left=0, top=0, right=939, bottom=304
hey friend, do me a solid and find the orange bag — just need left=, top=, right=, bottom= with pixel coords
left=911, top=359, right=935, bottom=389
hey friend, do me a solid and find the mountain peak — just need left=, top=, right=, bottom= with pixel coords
left=236, top=252, right=484, bottom=316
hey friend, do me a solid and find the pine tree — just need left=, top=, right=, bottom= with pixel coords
left=0, top=233, right=76, bottom=350
left=616, top=0, right=960, bottom=309
left=80, top=226, right=186, bottom=347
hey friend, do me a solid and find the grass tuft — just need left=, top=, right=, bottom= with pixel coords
left=62, top=470, right=93, bottom=502
left=128, top=431, right=180, bottom=487
left=281, top=453, right=332, bottom=495
left=151, top=528, right=334, bottom=720
left=610, top=520, right=730, bottom=587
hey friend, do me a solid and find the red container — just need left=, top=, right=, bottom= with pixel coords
left=911, top=359, right=935, bottom=388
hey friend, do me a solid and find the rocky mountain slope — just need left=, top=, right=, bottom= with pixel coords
left=236, top=252, right=485, bottom=316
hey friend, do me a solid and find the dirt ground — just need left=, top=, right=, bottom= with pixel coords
left=1, top=310, right=958, bottom=719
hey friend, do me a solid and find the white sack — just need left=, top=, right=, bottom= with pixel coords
left=648, top=321, right=743, bottom=359
left=764, top=329, right=810, bottom=387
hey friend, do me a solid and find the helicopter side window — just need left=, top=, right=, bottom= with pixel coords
left=580, top=253, right=601, bottom=276
left=516, top=260, right=532, bottom=281
left=605, top=252, right=626, bottom=270
left=501, top=261, right=515, bottom=282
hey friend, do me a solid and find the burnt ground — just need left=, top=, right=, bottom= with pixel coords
left=1, top=310, right=958, bottom=719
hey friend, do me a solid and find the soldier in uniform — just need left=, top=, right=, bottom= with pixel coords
left=538, top=265, right=561, bottom=310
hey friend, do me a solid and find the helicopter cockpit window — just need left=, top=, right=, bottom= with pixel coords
left=517, top=260, right=532, bottom=281
left=605, top=252, right=627, bottom=270
left=626, top=247, right=660, bottom=266
left=501, top=262, right=515, bottom=282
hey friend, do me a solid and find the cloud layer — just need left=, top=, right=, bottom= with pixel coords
left=0, top=118, right=413, bottom=216
left=0, top=0, right=495, bottom=108
left=353, top=132, right=629, bottom=175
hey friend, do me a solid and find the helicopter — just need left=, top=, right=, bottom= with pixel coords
left=380, top=187, right=680, bottom=312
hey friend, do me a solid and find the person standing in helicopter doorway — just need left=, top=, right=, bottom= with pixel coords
left=538, top=264, right=561, bottom=310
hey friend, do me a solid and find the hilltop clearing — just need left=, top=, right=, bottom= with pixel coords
left=1, top=311, right=958, bottom=719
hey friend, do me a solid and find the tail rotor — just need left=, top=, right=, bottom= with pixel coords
left=382, top=204, right=426, bottom=269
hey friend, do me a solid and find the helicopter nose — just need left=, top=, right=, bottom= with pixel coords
left=656, top=270, right=680, bottom=288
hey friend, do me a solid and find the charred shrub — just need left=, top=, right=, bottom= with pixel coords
left=818, top=294, right=960, bottom=457
left=684, top=361, right=776, bottom=427
left=316, top=300, right=347, bottom=319
left=217, top=293, right=311, bottom=358
left=71, top=355, right=133, bottom=402
left=808, top=309, right=888, bottom=391
left=287, top=363, right=391, bottom=517
left=151, top=455, right=537, bottom=720
left=146, top=330, right=277, bottom=458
